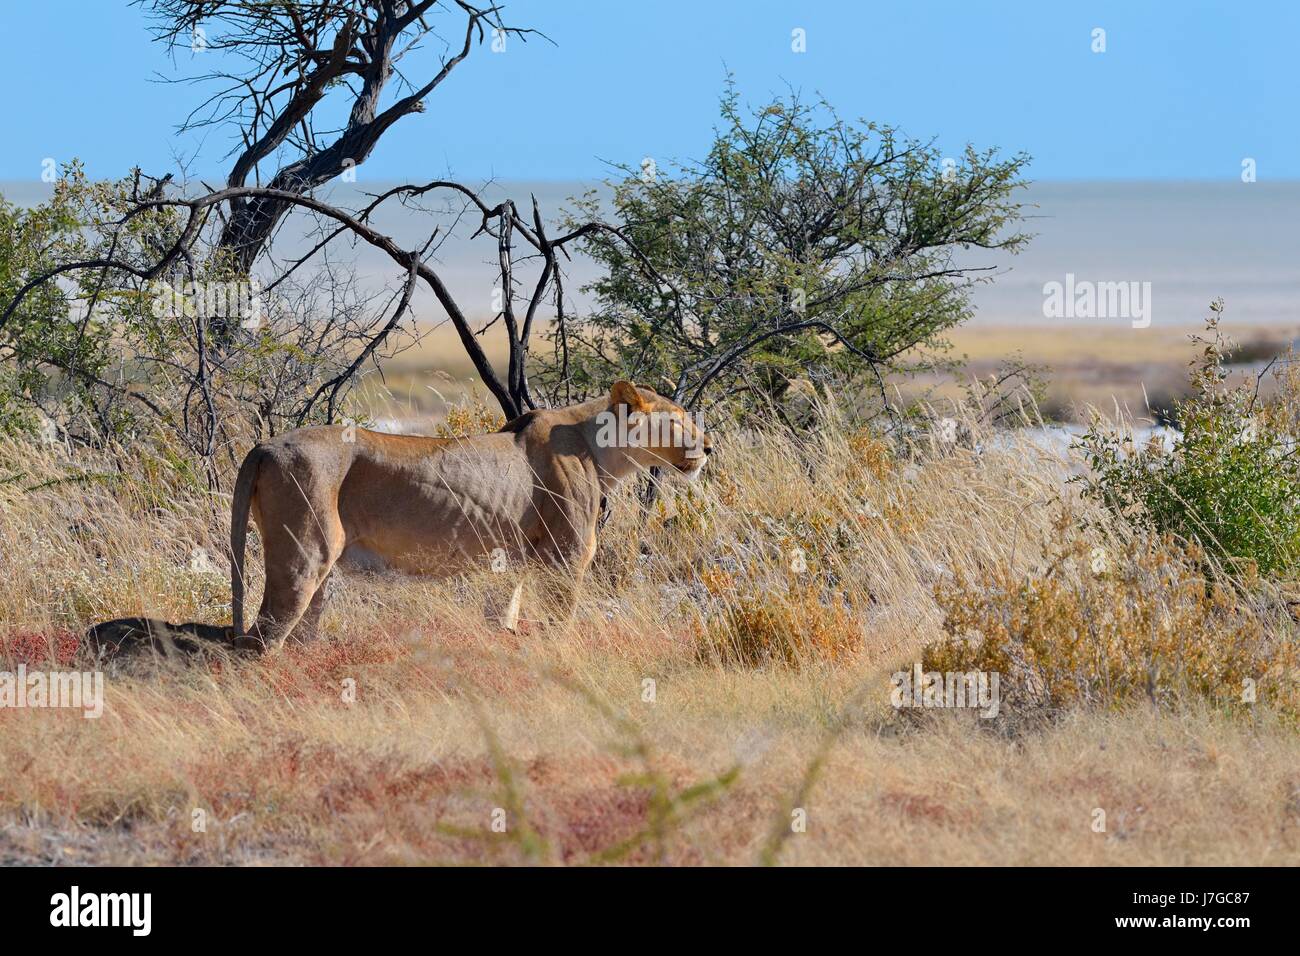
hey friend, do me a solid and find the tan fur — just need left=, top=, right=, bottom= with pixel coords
left=230, top=382, right=711, bottom=649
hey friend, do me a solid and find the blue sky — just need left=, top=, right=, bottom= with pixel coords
left=3, top=0, right=1297, bottom=182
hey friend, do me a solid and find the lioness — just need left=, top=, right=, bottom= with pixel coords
left=231, top=381, right=711, bottom=649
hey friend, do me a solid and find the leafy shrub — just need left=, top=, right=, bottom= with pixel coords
left=1078, top=301, right=1300, bottom=578
left=0, top=169, right=420, bottom=462
left=540, top=82, right=1028, bottom=415
left=927, top=523, right=1300, bottom=719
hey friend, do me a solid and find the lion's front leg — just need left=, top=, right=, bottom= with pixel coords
left=536, top=526, right=597, bottom=626
left=520, top=477, right=600, bottom=629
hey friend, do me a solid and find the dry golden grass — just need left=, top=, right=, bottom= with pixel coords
left=385, top=319, right=1296, bottom=374
left=938, top=322, right=1300, bottom=371
left=0, top=401, right=1297, bottom=865
left=364, top=318, right=1300, bottom=426
left=904, top=322, right=1300, bottom=422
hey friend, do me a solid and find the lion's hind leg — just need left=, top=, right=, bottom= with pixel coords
left=251, top=507, right=345, bottom=652
left=285, top=570, right=335, bottom=645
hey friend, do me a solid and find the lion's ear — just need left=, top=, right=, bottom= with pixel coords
left=610, top=380, right=649, bottom=412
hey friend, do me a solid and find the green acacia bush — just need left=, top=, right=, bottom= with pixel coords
left=1078, top=301, right=1300, bottom=578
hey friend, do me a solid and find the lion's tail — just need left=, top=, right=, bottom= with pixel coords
left=230, top=444, right=267, bottom=637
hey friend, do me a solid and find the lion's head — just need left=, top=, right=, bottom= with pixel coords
left=600, top=380, right=713, bottom=477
